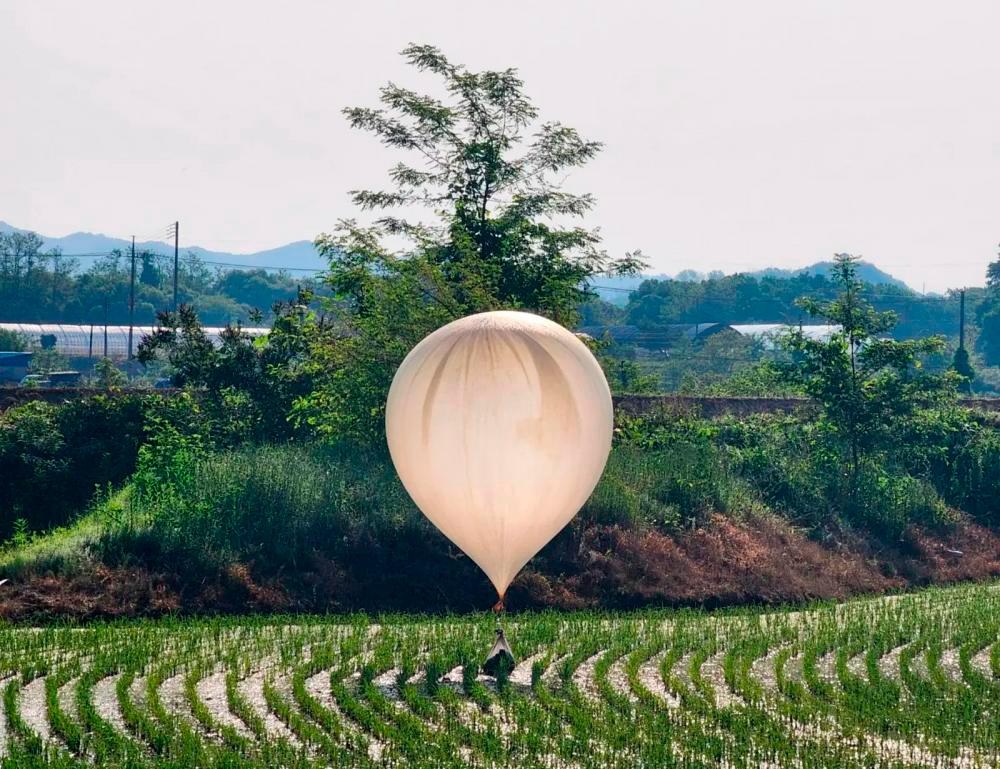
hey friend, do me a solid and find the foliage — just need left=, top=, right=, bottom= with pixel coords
left=616, top=410, right=958, bottom=537
left=779, top=254, right=955, bottom=476
left=951, top=346, right=975, bottom=393
left=0, top=583, right=999, bottom=765
left=92, top=357, right=126, bottom=389
left=602, top=357, right=660, bottom=395
left=0, top=328, right=27, bottom=352
left=122, top=442, right=420, bottom=571
left=137, top=299, right=324, bottom=443
left=624, top=269, right=967, bottom=342
left=27, top=345, right=69, bottom=374
left=974, top=245, right=1000, bottom=366
left=0, top=231, right=75, bottom=321
left=0, top=395, right=148, bottom=538
left=0, top=230, right=314, bottom=327
left=685, top=360, right=804, bottom=397
left=298, top=44, right=644, bottom=444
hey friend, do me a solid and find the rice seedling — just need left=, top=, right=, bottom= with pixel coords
left=0, top=581, right=998, bottom=768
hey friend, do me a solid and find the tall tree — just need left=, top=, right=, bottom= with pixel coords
left=300, top=44, right=645, bottom=443
left=780, top=254, right=955, bottom=477
left=976, top=244, right=1000, bottom=365
left=325, top=44, right=644, bottom=325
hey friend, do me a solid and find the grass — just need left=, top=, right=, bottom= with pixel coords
left=0, top=581, right=997, bottom=768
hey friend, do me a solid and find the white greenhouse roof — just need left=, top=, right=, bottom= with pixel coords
left=731, top=324, right=839, bottom=340
left=0, top=323, right=268, bottom=359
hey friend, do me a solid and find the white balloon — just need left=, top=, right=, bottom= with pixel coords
left=386, top=310, right=614, bottom=598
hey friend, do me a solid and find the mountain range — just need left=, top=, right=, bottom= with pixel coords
left=590, top=261, right=911, bottom=305
left=0, top=221, right=327, bottom=274
left=2, top=221, right=912, bottom=299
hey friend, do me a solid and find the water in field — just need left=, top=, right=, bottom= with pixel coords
left=0, top=581, right=998, bottom=768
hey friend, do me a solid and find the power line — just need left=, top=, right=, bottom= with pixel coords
left=28, top=251, right=326, bottom=274
left=5, top=253, right=987, bottom=295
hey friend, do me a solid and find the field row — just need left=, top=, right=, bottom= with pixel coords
left=1, top=583, right=998, bottom=768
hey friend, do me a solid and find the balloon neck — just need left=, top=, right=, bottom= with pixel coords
left=492, top=593, right=506, bottom=616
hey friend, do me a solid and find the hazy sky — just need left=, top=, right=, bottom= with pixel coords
left=2, top=1, right=998, bottom=292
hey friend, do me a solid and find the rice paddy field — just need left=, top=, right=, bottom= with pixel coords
left=0, top=582, right=998, bottom=768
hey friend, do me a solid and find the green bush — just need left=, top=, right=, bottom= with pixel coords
left=585, top=441, right=757, bottom=531
left=0, top=395, right=148, bottom=538
left=723, top=416, right=836, bottom=529
left=114, top=442, right=425, bottom=569
left=0, top=328, right=27, bottom=351
left=844, top=467, right=951, bottom=536
left=584, top=448, right=681, bottom=530
left=946, top=427, right=1000, bottom=525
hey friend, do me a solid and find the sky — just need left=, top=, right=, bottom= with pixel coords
left=2, top=0, right=998, bottom=293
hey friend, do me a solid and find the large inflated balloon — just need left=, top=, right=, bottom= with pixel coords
left=386, top=310, right=614, bottom=599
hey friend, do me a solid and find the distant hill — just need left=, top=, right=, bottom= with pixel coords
left=592, top=261, right=912, bottom=305
left=753, top=261, right=909, bottom=289
left=2, top=222, right=912, bottom=296
left=0, top=221, right=326, bottom=274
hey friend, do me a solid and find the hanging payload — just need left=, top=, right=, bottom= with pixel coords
left=482, top=627, right=516, bottom=678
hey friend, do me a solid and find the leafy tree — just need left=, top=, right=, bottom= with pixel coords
left=214, top=269, right=303, bottom=315
left=975, top=245, right=1000, bottom=366
left=0, top=328, right=27, bottom=352
left=93, top=357, right=127, bottom=389
left=300, top=44, right=645, bottom=443
left=29, top=346, right=69, bottom=374
left=779, top=254, right=955, bottom=477
left=603, top=358, right=660, bottom=394
left=986, top=243, right=1000, bottom=290
left=951, top=346, right=975, bottom=393
left=138, top=298, right=324, bottom=443
left=139, top=251, right=162, bottom=287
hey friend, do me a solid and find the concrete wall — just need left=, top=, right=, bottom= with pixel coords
left=4, top=387, right=1000, bottom=417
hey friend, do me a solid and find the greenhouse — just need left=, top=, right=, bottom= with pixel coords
left=0, top=323, right=268, bottom=359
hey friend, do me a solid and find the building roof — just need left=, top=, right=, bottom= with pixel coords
left=578, top=323, right=732, bottom=344
left=730, top=324, right=839, bottom=340
left=0, top=323, right=268, bottom=359
left=730, top=324, right=840, bottom=350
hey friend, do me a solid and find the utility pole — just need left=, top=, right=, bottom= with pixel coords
left=50, top=252, right=58, bottom=306
left=959, top=289, right=966, bottom=349
left=103, top=296, right=109, bottom=358
left=127, top=236, right=136, bottom=360
left=172, top=220, right=179, bottom=312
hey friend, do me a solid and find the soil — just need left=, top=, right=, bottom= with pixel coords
left=1, top=515, right=998, bottom=623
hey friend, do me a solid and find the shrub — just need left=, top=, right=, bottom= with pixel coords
left=114, top=442, right=425, bottom=570
left=844, top=467, right=951, bottom=537
left=724, top=416, right=836, bottom=529
left=946, top=428, right=1000, bottom=525
left=584, top=448, right=681, bottom=530
left=584, top=442, right=756, bottom=532
left=0, top=328, right=27, bottom=352
left=0, top=395, right=147, bottom=538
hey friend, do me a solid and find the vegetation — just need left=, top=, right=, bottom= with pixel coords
left=0, top=229, right=312, bottom=326
left=0, top=328, right=27, bottom=352
left=0, top=582, right=997, bottom=767
left=779, top=254, right=953, bottom=476
left=3, top=48, right=1000, bottom=604
left=0, top=395, right=148, bottom=539
left=295, top=43, right=644, bottom=442
left=2, top=40, right=998, bottom=769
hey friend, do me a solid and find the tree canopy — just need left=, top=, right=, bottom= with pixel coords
left=298, top=44, right=645, bottom=443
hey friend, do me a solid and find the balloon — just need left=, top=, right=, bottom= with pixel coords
left=386, top=310, right=614, bottom=599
